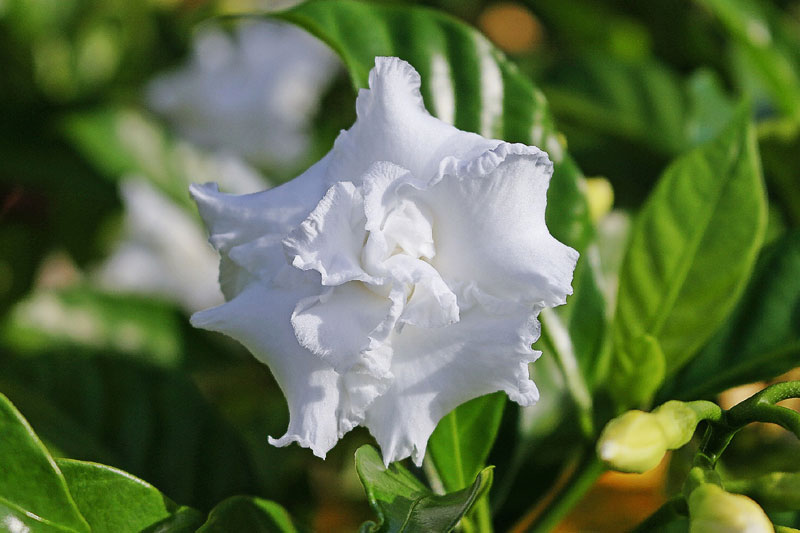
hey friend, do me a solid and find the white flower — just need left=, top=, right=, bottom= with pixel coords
left=190, top=57, right=578, bottom=465
left=147, top=20, right=338, bottom=169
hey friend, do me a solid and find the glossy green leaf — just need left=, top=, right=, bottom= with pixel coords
left=355, top=445, right=492, bottom=533
left=428, top=392, right=504, bottom=492
left=0, top=353, right=258, bottom=511
left=196, top=496, right=297, bottom=533
left=662, top=230, right=800, bottom=401
left=694, top=0, right=800, bottom=122
left=611, top=107, right=767, bottom=406
left=0, top=393, right=89, bottom=533
left=57, top=459, right=196, bottom=533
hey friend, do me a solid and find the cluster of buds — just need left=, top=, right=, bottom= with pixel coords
left=597, top=400, right=708, bottom=473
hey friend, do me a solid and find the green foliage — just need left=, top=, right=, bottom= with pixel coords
left=57, top=459, right=196, bottom=533
left=0, top=353, right=258, bottom=511
left=196, top=496, right=297, bottom=533
left=0, top=393, right=296, bottom=533
left=355, top=445, right=492, bottom=533
left=429, top=392, right=505, bottom=492
left=610, top=107, right=767, bottom=406
left=663, top=230, right=800, bottom=400
left=694, top=0, right=800, bottom=122
left=0, top=392, right=89, bottom=533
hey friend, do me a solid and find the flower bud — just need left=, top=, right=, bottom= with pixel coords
left=652, top=400, right=703, bottom=449
left=597, top=400, right=709, bottom=473
left=688, top=484, right=774, bottom=533
left=596, top=410, right=668, bottom=473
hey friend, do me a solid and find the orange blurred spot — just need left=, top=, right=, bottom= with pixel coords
left=478, top=3, right=543, bottom=54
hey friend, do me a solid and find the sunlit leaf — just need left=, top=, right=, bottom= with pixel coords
left=611, top=106, right=767, bottom=406
left=662, top=230, right=800, bottom=400
left=57, top=459, right=201, bottom=533
left=0, top=393, right=89, bottom=533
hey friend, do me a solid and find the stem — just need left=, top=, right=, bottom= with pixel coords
left=473, top=495, right=493, bottom=533
left=512, top=453, right=605, bottom=533
left=539, top=309, right=595, bottom=437
left=629, top=497, right=687, bottom=533
left=726, top=380, right=800, bottom=439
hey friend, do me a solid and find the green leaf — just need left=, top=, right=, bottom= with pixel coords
left=196, top=496, right=297, bottom=533
left=428, top=392, right=504, bottom=492
left=56, top=459, right=200, bottom=533
left=0, top=393, right=89, bottom=533
left=355, top=445, right=492, bottom=533
left=0, top=353, right=258, bottom=511
left=608, top=334, right=665, bottom=408
left=610, top=106, right=767, bottom=405
left=272, top=0, right=593, bottom=251
left=662, top=230, right=800, bottom=400
left=694, top=0, right=800, bottom=122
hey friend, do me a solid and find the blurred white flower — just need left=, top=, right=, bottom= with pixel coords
left=146, top=20, right=338, bottom=169
left=191, top=57, right=578, bottom=465
left=97, top=148, right=266, bottom=313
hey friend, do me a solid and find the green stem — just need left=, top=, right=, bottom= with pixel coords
left=629, top=497, right=687, bottom=533
left=539, top=309, right=595, bottom=437
left=473, top=495, right=493, bottom=533
left=525, top=454, right=605, bottom=533
left=726, top=380, right=800, bottom=439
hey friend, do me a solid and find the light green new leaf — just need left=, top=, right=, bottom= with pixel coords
left=355, top=446, right=492, bottom=533
left=0, top=393, right=89, bottom=533
left=428, top=392, right=504, bottom=492
left=662, top=230, right=800, bottom=401
left=196, top=496, right=297, bottom=533
left=611, top=106, right=767, bottom=406
left=57, top=459, right=201, bottom=533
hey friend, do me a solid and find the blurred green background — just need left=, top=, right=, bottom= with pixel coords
left=2, top=0, right=799, bottom=531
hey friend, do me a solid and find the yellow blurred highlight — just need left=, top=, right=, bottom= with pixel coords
left=478, top=3, right=543, bottom=54
left=585, top=177, right=614, bottom=223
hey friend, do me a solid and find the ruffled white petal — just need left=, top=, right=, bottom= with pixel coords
left=425, top=144, right=579, bottom=307
left=291, top=282, right=397, bottom=375
left=282, top=181, right=375, bottom=286
left=190, top=152, right=332, bottom=255
left=190, top=280, right=357, bottom=457
left=365, top=305, right=542, bottom=466
left=328, top=57, right=499, bottom=187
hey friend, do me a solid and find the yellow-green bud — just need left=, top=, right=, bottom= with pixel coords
left=596, top=410, right=667, bottom=473
left=653, top=400, right=702, bottom=449
left=689, top=484, right=774, bottom=533
left=597, top=401, right=709, bottom=473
